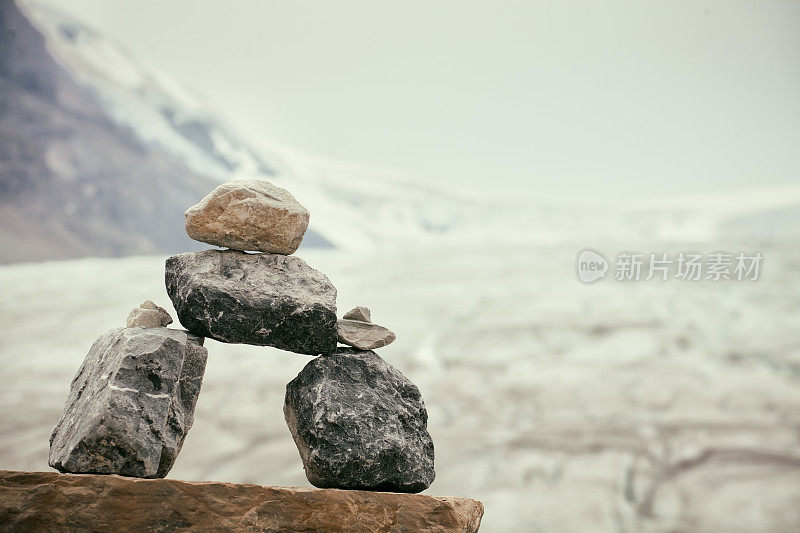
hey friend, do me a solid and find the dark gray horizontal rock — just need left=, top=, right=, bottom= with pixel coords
left=49, top=327, right=207, bottom=478
left=165, top=249, right=337, bottom=355
left=284, top=348, right=435, bottom=493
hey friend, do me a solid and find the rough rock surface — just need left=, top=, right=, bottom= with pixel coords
left=343, top=306, right=371, bottom=322
left=126, top=300, right=173, bottom=328
left=165, top=249, right=337, bottom=355
left=285, top=348, right=434, bottom=492
left=184, top=179, right=310, bottom=255
left=337, top=319, right=396, bottom=350
left=48, top=328, right=207, bottom=478
left=0, top=470, right=483, bottom=532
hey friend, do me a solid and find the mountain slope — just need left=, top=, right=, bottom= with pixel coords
left=0, top=0, right=338, bottom=264
left=0, top=0, right=233, bottom=262
left=19, top=0, right=492, bottom=254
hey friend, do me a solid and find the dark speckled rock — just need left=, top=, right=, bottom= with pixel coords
left=165, top=249, right=337, bottom=355
left=48, top=327, right=207, bottom=478
left=284, top=348, right=435, bottom=493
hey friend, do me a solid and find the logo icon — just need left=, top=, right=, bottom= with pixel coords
left=576, top=249, right=608, bottom=284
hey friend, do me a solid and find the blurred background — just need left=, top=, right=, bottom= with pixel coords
left=1, top=1, right=799, bottom=531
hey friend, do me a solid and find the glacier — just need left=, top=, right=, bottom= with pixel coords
left=1, top=243, right=799, bottom=532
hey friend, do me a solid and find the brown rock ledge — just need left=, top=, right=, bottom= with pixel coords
left=0, top=470, right=483, bottom=532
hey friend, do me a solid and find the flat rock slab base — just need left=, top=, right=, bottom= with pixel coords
left=0, top=470, right=484, bottom=532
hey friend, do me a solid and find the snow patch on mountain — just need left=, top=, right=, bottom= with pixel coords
left=23, top=1, right=270, bottom=180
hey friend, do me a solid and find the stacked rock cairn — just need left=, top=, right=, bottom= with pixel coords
left=48, top=178, right=435, bottom=494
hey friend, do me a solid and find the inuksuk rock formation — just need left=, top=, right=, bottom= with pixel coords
left=48, top=178, right=436, bottom=493
left=34, top=177, right=482, bottom=530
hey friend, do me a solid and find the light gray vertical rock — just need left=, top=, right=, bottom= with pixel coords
left=49, top=327, right=207, bottom=478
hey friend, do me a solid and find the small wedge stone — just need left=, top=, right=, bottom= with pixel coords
left=342, top=306, right=371, bottom=322
left=126, top=300, right=172, bottom=328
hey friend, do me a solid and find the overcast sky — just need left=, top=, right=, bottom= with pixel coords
left=31, top=0, right=800, bottom=200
